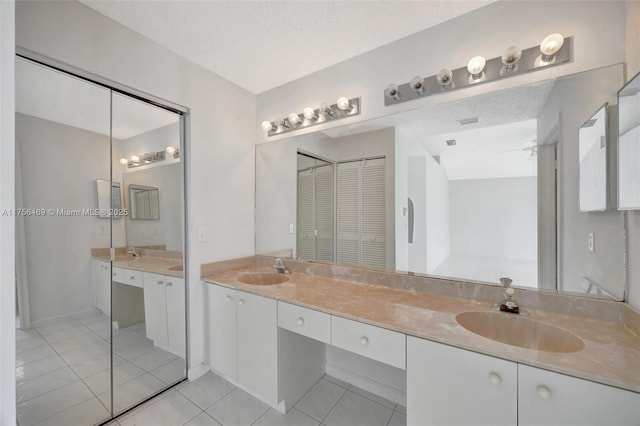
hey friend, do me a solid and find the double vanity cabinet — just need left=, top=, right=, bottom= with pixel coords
left=92, top=258, right=185, bottom=358
left=203, top=266, right=640, bottom=426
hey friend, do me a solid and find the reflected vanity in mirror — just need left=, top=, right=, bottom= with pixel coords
left=579, top=104, right=608, bottom=212
left=618, top=71, right=640, bottom=210
left=256, top=63, right=627, bottom=301
left=129, top=184, right=160, bottom=220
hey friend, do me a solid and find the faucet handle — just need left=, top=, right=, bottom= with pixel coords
left=499, top=277, right=513, bottom=288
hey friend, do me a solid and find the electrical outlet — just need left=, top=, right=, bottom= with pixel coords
left=197, top=227, right=206, bottom=242
left=588, top=232, right=595, bottom=253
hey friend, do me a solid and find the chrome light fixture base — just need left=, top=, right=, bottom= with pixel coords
left=384, top=36, right=572, bottom=107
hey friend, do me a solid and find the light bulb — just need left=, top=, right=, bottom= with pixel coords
left=319, top=103, right=334, bottom=117
left=166, top=146, right=176, bottom=155
left=501, top=45, right=522, bottom=72
left=130, top=155, right=140, bottom=163
left=119, top=158, right=128, bottom=165
left=384, top=83, right=401, bottom=101
left=288, top=113, right=301, bottom=125
left=540, top=33, right=564, bottom=56
left=261, top=120, right=274, bottom=132
left=436, top=69, right=453, bottom=87
left=410, top=76, right=425, bottom=95
left=303, top=107, right=317, bottom=120
left=467, top=56, right=486, bottom=79
left=337, top=97, right=354, bottom=113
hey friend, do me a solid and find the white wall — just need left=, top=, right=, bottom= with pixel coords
left=449, top=177, right=537, bottom=261
left=15, top=0, right=256, bottom=378
left=17, top=113, right=114, bottom=321
left=0, top=0, right=16, bottom=423
left=625, top=0, right=640, bottom=308
left=123, top=163, right=182, bottom=251
left=256, top=1, right=626, bottom=144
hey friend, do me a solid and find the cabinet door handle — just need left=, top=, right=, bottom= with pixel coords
left=113, top=272, right=116, bottom=276
left=157, top=280, right=164, bottom=285
left=488, top=372, right=502, bottom=385
left=166, top=281, right=172, bottom=287
left=238, top=299, right=245, bottom=306
left=297, top=317, right=305, bottom=326
left=536, top=385, right=552, bottom=400
left=130, top=276, right=135, bottom=280
left=360, top=336, right=369, bottom=346
left=226, top=295, right=232, bottom=302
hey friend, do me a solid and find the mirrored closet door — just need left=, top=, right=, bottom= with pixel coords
left=15, top=56, right=187, bottom=425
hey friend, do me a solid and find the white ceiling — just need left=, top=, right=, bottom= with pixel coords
left=80, top=0, right=494, bottom=94
left=16, top=58, right=179, bottom=140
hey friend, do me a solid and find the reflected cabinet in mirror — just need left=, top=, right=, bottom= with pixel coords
left=256, top=64, right=627, bottom=300
left=618, top=71, right=640, bottom=210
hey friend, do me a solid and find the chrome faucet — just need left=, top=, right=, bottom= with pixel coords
left=127, top=246, right=139, bottom=257
left=492, top=277, right=526, bottom=315
left=273, top=258, right=290, bottom=274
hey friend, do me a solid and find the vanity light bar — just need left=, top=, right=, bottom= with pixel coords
left=261, top=97, right=361, bottom=137
left=124, top=150, right=166, bottom=168
left=383, top=35, right=572, bottom=107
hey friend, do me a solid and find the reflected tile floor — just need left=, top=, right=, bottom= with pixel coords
left=108, top=372, right=407, bottom=426
left=16, top=312, right=185, bottom=426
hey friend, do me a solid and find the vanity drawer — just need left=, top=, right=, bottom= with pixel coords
left=278, top=302, right=331, bottom=343
left=331, top=316, right=406, bottom=370
left=113, top=267, right=143, bottom=288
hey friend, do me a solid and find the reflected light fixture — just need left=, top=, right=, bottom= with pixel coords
left=501, top=45, right=522, bottom=72
left=384, top=83, right=401, bottom=101
left=537, top=33, right=564, bottom=65
left=303, top=107, right=318, bottom=121
left=467, top=56, right=486, bottom=81
left=337, top=97, right=354, bottom=113
left=436, top=68, right=453, bottom=87
left=410, top=76, right=425, bottom=95
left=119, top=158, right=128, bottom=165
left=260, top=97, right=360, bottom=137
left=261, top=120, right=276, bottom=132
left=130, top=155, right=140, bottom=163
left=166, top=146, right=176, bottom=155
left=288, top=112, right=302, bottom=125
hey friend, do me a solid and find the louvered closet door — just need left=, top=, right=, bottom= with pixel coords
left=337, top=161, right=361, bottom=265
left=315, top=164, right=335, bottom=262
left=361, top=158, right=386, bottom=268
left=297, top=169, right=315, bottom=260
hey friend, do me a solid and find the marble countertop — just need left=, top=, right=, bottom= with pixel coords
left=202, top=266, right=640, bottom=393
left=93, top=254, right=184, bottom=278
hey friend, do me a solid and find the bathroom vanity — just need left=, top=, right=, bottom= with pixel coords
left=201, top=257, right=640, bottom=426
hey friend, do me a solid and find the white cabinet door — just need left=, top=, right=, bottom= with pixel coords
left=164, top=276, right=186, bottom=358
left=143, top=272, right=168, bottom=348
left=407, top=336, right=517, bottom=426
left=519, top=364, right=640, bottom=426
left=207, top=283, right=238, bottom=380
left=92, top=259, right=111, bottom=314
left=236, top=290, right=278, bottom=404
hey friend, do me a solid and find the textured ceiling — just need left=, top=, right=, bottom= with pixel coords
left=80, top=0, right=494, bottom=94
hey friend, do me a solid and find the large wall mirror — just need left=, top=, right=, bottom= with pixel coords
left=256, top=63, right=626, bottom=301
left=15, top=56, right=187, bottom=424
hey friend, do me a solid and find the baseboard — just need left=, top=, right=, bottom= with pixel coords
left=325, top=361, right=407, bottom=407
left=30, top=307, right=101, bottom=328
left=187, top=363, right=210, bottom=381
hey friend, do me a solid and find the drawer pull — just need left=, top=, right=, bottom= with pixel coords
left=488, top=372, right=502, bottom=385
left=166, top=281, right=172, bottom=287
left=537, top=385, right=552, bottom=400
left=156, top=280, right=164, bottom=285
left=113, top=272, right=116, bottom=276
left=238, top=299, right=245, bottom=306
left=226, top=295, right=232, bottom=302
left=130, top=276, right=135, bottom=280
left=360, top=336, right=369, bottom=346
left=297, top=317, right=305, bottom=326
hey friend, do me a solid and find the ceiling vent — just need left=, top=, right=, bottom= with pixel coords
left=446, top=139, right=457, bottom=146
left=457, top=116, right=480, bottom=126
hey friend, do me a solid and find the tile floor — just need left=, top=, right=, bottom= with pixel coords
left=16, top=312, right=186, bottom=426
left=107, top=372, right=407, bottom=426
